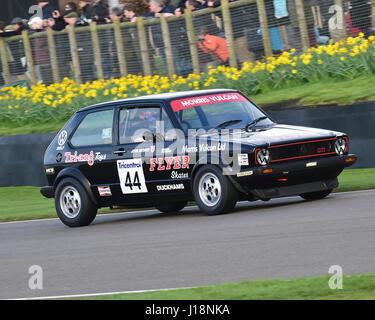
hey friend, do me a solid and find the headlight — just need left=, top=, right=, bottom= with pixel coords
left=256, top=148, right=271, bottom=166
left=335, top=137, right=347, bottom=155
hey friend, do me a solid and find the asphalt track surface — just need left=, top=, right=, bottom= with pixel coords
left=1, top=189, right=375, bottom=299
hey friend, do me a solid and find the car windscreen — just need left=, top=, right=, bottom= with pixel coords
left=171, top=93, right=273, bottom=131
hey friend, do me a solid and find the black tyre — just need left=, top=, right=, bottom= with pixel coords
left=193, top=165, right=238, bottom=215
left=55, top=177, right=97, bottom=227
left=300, top=189, right=333, bottom=201
left=155, top=201, right=188, bottom=214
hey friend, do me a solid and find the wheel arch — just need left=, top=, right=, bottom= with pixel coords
left=54, top=167, right=98, bottom=205
left=190, top=156, right=247, bottom=195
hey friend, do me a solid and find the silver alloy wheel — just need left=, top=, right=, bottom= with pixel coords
left=59, top=186, right=81, bottom=219
left=198, top=172, right=222, bottom=207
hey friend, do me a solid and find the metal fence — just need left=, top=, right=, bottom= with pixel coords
left=0, top=0, right=374, bottom=86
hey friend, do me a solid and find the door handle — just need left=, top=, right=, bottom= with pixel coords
left=113, top=149, right=126, bottom=155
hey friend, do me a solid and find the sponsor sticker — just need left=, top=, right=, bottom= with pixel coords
left=149, top=156, right=190, bottom=171
left=98, top=186, right=112, bottom=197
left=57, top=130, right=68, bottom=151
left=117, top=159, right=148, bottom=194
left=236, top=170, right=253, bottom=177
left=171, top=171, right=189, bottom=179
left=156, top=184, right=185, bottom=191
left=65, top=151, right=95, bottom=166
left=238, top=154, right=249, bottom=166
left=45, top=168, right=55, bottom=175
left=171, top=93, right=248, bottom=112
left=306, top=161, right=318, bottom=167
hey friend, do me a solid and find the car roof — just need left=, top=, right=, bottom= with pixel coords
left=78, top=89, right=240, bottom=113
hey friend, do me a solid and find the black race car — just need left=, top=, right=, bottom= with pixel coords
left=41, top=89, right=357, bottom=227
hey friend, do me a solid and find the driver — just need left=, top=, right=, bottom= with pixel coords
left=131, top=109, right=158, bottom=143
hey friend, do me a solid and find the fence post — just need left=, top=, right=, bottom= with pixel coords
left=221, top=0, right=237, bottom=68
left=137, top=17, right=152, bottom=76
left=22, top=30, right=37, bottom=85
left=334, top=0, right=347, bottom=41
left=256, top=0, right=273, bottom=57
left=160, top=14, right=175, bottom=78
left=68, top=24, right=82, bottom=85
left=90, top=22, right=104, bottom=80
left=184, top=8, right=200, bottom=74
left=113, top=19, right=127, bottom=77
left=372, top=0, right=375, bottom=29
left=46, top=27, right=60, bottom=83
left=295, top=0, right=310, bottom=51
left=0, top=38, right=11, bottom=84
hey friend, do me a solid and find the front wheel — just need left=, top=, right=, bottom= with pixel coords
left=300, top=189, right=333, bottom=201
left=55, top=177, right=97, bottom=227
left=193, top=165, right=238, bottom=215
left=155, top=201, right=188, bottom=214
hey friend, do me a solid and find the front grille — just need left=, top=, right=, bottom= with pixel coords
left=255, top=138, right=346, bottom=164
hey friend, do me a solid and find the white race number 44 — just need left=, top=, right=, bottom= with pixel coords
left=117, top=159, right=148, bottom=194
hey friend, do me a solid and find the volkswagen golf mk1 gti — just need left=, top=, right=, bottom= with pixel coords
left=41, top=89, right=357, bottom=227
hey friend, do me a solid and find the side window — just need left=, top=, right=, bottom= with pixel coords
left=70, top=109, right=114, bottom=147
left=119, top=107, right=160, bottom=144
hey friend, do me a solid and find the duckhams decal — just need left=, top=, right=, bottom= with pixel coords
left=149, top=156, right=190, bottom=171
left=171, top=93, right=247, bottom=112
left=156, top=184, right=185, bottom=191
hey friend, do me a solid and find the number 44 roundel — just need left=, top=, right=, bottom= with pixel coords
left=117, top=159, right=148, bottom=194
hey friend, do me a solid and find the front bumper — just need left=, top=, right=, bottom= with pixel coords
left=232, top=154, right=357, bottom=198
left=251, top=178, right=338, bottom=200
left=40, top=186, right=54, bottom=198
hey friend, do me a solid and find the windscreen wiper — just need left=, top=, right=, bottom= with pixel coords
left=245, top=116, right=268, bottom=132
left=215, top=119, right=242, bottom=129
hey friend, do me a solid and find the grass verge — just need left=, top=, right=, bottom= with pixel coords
left=0, top=168, right=374, bottom=223
left=73, top=274, right=375, bottom=300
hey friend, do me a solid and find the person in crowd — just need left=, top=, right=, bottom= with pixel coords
left=122, top=0, right=150, bottom=22
left=63, top=11, right=80, bottom=29
left=350, top=0, right=372, bottom=38
left=104, top=6, right=125, bottom=78
left=0, top=21, right=4, bottom=85
left=37, top=0, right=55, bottom=20
left=148, top=0, right=175, bottom=18
left=107, top=6, right=123, bottom=23
left=64, top=2, right=79, bottom=16
left=28, top=17, right=52, bottom=84
left=197, top=26, right=229, bottom=68
left=11, top=17, right=27, bottom=34
left=121, top=2, right=144, bottom=75
left=92, top=0, right=110, bottom=24
left=79, top=0, right=94, bottom=23
left=49, top=9, right=68, bottom=31
left=123, top=4, right=138, bottom=23
left=287, top=0, right=317, bottom=48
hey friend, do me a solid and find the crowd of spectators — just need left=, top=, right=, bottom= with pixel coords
left=0, top=0, right=373, bottom=86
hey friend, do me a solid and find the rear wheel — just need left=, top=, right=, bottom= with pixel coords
left=300, top=189, right=333, bottom=201
left=193, top=165, right=238, bottom=215
left=155, top=201, right=188, bottom=214
left=55, top=177, right=97, bottom=227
